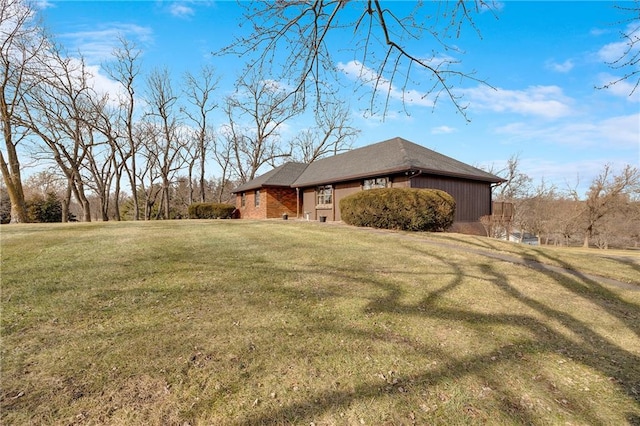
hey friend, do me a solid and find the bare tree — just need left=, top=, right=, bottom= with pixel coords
left=23, top=169, right=65, bottom=198
left=22, top=46, right=98, bottom=222
left=133, top=121, right=161, bottom=220
left=219, top=1, right=497, bottom=117
left=104, top=36, right=143, bottom=219
left=143, top=67, right=188, bottom=219
left=518, top=181, right=557, bottom=246
left=83, top=94, right=121, bottom=221
left=290, top=100, right=358, bottom=163
left=182, top=65, right=219, bottom=203
left=0, top=0, right=48, bottom=223
left=578, top=164, right=640, bottom=248
left=212, top=129, right=235, bottom=203
left=600, top=1, right=640, bottom=96
left=493, top=154, right=532, bottom=202
left=225, top=71, right=301, bottom=183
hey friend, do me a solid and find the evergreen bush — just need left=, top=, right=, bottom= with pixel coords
left=26, top=192, right=63, bottom=223
left=340, top=188, right=455, bottom=232
left=188, top=202, right=236, bottom=219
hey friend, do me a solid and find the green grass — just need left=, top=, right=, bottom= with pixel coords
left=1, top=220, right=639, bottom=425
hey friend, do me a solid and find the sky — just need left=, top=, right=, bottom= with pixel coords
left=34, top=0, right=640, bottom=196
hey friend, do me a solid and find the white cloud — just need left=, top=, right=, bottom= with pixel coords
left=336, top=60, right=435, bottom=108
left=59, top=23, right=153, bottom=63
left=598, top=40, right=629, bottom=63
left=431, top=125, right=457, bottom=134
left=85, top=64, right=126, bottom=101
left=483, top=1, right=504, bottom=12
left=34, top=0, right=54, bottom=10
left=545, top=59, right=574, bottom=73
left=261, top=79, right=292, bottom=94
left=597, top=23, right=640, bottom=63
left=170, top=3, right=195, bottom=18
left=590, top=27, right=610, bottom=37
left=494, top=112, right=640, bottom=150
left=597, top=73, right=640, bottom=102
left=464, top=85, right=574, bottom=119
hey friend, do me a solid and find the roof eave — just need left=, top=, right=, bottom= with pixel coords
left=293, top=166, right=504, bottom=187
left=417, top=168, right=505, bottom=183
left=231, top=183, right=294, bottom=194
left=292, top=165, right=412, bottom=188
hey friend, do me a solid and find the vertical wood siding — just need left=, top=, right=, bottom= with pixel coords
left=334, top=182, right=361, bottom=221
left=409, top=175, right=492, bottom=222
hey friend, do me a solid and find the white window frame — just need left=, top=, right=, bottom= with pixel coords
left=363, top=177, right=388, bottom=190
left=316, top=185, right=333, bottom=206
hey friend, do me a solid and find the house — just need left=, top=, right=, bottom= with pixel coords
left=232, top=137, right=505, bottom=230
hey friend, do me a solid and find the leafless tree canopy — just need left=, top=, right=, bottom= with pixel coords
left=223, top=71, right=301, bottom=183
left=0, top=0, right=47, bottom=222
left=578, top=164, right=640, bottom=247
left=290, top=100, right=358, bottom=163
left=488, top=162, right=640, bottom=248
left=219, top=0, right=497, bottom=118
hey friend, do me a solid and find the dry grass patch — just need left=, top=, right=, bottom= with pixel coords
left=1, top=220, right=639, bottom=425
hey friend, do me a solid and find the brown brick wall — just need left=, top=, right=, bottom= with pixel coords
left=266, top=187, right=298, bottom=218
left=235, top=190, right=266, bottom=219
left=235, top=187, right=298, bottom=219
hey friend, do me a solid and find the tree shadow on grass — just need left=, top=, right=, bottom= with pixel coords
left=531, top=249, right=640, bottom=336
left=235, top=242, right=640, bottom=425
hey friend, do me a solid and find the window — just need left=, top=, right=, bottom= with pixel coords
left=241, top=192, right=246, bottom=207
left=363, top=177, right=388, bottom=190
left=316, top=185, right=332, bottom=205
left=255, top=189, right=260, bottom=207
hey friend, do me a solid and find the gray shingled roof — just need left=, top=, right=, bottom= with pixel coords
left=291, top=137, right=504, bottom=187
left=231, top=162, right=307, bottom=193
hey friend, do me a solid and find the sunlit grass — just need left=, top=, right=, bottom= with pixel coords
left=428, top=231, right=640, bottom=285
left=1, top=220, right=639, bottom=425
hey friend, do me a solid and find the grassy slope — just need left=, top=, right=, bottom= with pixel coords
left=1, top=220, right=639, bottom=425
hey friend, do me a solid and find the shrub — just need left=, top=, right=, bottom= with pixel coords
left=26, top=192, right=63, bottom=223
left=0, top=189, right=11, bottom=224
left=188, top=202, right=236, bottom=219
left=340, top=188, right=455, bottom=232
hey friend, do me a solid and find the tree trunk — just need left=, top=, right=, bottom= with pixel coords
left=113, top=168, right=121, bottom=221
left=69, top=174, right=92, bottom=222
left=0, top=145, right=28, bottom=223
left=130, top=154, right=139, bottom=220
left=199, top=159, right=206, bottom=203
left=61, top=183, right=72, bottom=223
left=583, top=223, right=593, bottom=248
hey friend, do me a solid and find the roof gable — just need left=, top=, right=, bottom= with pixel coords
left=231, top=162, right=307, bottom=193
left=291, top=137, right=503, bottom=187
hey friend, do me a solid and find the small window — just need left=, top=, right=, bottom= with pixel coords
left=241, top=192, right=246, bottom=207
left=363, top=177, right=388, bottom=190
left=255, top=189, right=260, bottom=207
left=316, top=185, right=332, bottom=205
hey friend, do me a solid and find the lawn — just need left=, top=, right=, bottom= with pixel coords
left=1, top=220, right=639, bottom=425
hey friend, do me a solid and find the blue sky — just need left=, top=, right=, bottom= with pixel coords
left=37, top=1, right=639, bottom=196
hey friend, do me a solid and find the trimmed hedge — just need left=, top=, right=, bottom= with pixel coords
left=188, top=203, right=236, bottom=219
left=340, top=188, right=455, bottom=232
